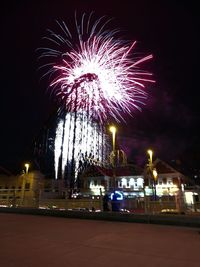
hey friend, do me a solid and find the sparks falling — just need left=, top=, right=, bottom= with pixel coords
left=38, top=13, right=154, bottom=182
left=40, top=13, right=154, bottom=124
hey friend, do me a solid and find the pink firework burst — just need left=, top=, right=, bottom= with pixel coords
left=39, top=13, right=155, bottom=123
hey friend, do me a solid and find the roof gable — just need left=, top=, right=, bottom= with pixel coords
left=153, top=158, right=182, bottom=175
left=82, top=164, right=143, bottom=178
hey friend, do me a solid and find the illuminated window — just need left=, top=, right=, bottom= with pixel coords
left=122, top=178, right=126, bottom=188
left=130, top=178, right=134, bottom=189
left=137, top=178, right=144, bottom=188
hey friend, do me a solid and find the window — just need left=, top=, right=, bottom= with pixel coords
left=25, top=183, right=30, bottom=191
left=130, top=178, right=134, bottom=189
left=172, top=177, right=179, bottom=186
left=162, top=178, right=167, bottom=184
left=122, top=178, right=126, bottom=188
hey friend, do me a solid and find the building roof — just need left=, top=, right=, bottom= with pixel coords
left=153, top=159, right=184, bottom=175
left=82, top=164, right=143, bottom=178
left=82, top=159, right=187, bottom=181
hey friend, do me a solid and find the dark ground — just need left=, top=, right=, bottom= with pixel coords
left=0, top=213, right=200, bottom=266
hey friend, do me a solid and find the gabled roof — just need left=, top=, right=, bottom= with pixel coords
left=153, top=158, right=184, bottom=175
left=82, top=164, right=143, bottom=178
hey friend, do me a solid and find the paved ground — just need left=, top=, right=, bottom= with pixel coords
left=0, top=213, right=200, bottom=267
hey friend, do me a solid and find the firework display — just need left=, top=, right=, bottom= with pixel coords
left=54, top=112, right=108, bottom=182
left=39, top=13, right=154, bottom=183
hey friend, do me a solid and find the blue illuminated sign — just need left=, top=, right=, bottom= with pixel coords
left=110, top=191, right=124, bottom=200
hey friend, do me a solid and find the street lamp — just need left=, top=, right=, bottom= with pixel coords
left=109, top=125, right=117, bottom=153
left=25, top=163, right=30, bottom=174
left=109, top=125, right=120, bottom=211
left=147, top=149, right=157, bottom=200
left=152, top=168, right=158, bottom=180
left=147, top=149, right=153, bottom=165
left=22, top=163, right=30, bottom=206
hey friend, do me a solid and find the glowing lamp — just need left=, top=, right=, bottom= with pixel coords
left=25, top=163, right=30, bottom=174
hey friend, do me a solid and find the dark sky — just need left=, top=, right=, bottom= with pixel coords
left=0, top=0, right=199, bottom=173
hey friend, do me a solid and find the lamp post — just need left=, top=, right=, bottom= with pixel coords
left=21, top=163, right=30, bottom=206
left=152, top=168, right=158, bottom=200
left=109, top=126, right=116, bottom=154
left=147, top=150, right=157, bottom=200
left=25, top=163, right=30, bottom=174
left=147, top=149, right=153, bottom=166
left=109, top=125, right=120, bottom=212
left=109, top=126, right=117, bottom=190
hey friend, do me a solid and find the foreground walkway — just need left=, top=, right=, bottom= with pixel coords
left=0, top=213, right=200, bottom=267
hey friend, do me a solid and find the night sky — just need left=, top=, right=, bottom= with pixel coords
left=0, top=0, right=199, bottom=174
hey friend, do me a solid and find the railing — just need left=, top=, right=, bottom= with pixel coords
left=0, top=190, right=200, bottom=214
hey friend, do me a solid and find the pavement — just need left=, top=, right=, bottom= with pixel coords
left=0, top=213, right=200, bottom=267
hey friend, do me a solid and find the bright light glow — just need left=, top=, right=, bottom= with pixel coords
left=40, top=13, right=154, bottom=124
left=147, top=149, right=153, bottom=165
left=129, top=178, right=135, bottom=187
left=25, top=163, right=30, bottom=174
left=152, top=168, right=158, bottom=180
left=184, top=192, right=195, bottom=205
left=89, top=184, right=105, bottom=195
left=54, top=112, right=107, bottom=180
left=109, top=125, right=117, bottom=153
left=137, top=177, right=144, bottom=188
left=111, top=191, right=124, bottom=200
left=147, top=149, right=153, bottom=157
left=109, top=126, right=116, bottom=135
left=39, top=14, right=155, bottom=182
left=121, top=178, right=127, bottom=187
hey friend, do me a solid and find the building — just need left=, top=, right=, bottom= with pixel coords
left=81, top=164, right=144, bottom=198
left=1, top=159, right=200, bottom=213
left=0, top=167, right=44, bottom=207
left=144, top=158, right=185, bottom=197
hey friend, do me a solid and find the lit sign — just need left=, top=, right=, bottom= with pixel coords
left=110, top=191, right=123, bottom=200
